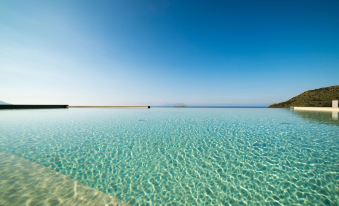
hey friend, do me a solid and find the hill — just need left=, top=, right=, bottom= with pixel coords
left=0, top=100, right=10, bottom=105
left=269, top=86, right=339, bottom=108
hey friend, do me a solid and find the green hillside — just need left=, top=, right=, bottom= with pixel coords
left=269, top=85, right=339, bottom=108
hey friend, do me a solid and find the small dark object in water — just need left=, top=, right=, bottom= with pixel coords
left=253, top=142, right=267, bottom=148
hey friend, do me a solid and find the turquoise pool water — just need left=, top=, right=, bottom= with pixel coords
left=0, top=108, right=338, bottom=205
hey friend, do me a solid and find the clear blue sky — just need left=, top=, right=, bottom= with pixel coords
left=1, top=0, right=338, bottom=106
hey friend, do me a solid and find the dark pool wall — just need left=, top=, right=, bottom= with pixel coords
left=0, top=105, right=69, bottom=109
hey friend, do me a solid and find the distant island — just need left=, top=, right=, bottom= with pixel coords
left=269, top=85, right=339, bottom=108
left=0, top=100, right=10, bottom=105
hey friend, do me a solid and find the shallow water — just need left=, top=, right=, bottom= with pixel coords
left=0, top=108, right=338, bottom=205
left=0, top=152, right=126, bottom=206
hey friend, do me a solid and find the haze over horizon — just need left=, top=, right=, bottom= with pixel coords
left=1, top=0, right=338, bottom=106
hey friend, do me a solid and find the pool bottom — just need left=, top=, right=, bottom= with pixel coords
left=0, top=152, right=128, bottom=206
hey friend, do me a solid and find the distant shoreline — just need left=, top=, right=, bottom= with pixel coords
left=0, top=105, right=269, bottom=110
left=69, top=106, right=150, bottom=109
left=152, top=106, right=266, bottom=108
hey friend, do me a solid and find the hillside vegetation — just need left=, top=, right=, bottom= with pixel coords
left=269, top=86, right=339, bottom=108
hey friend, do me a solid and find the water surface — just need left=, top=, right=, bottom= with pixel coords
left=0, top=108, right=338, bottom=205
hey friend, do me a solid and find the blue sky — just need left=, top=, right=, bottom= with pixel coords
left=1, top=0, right=338, bottom=106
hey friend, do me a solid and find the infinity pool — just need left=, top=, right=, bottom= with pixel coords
left=0, top=108, right=338, bottom=205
